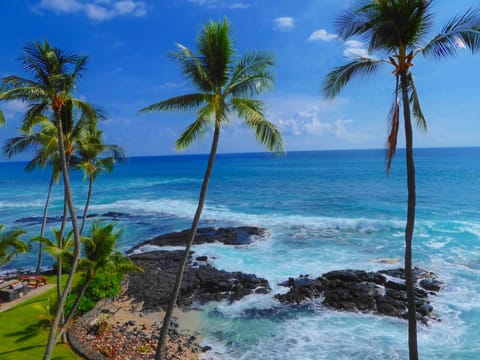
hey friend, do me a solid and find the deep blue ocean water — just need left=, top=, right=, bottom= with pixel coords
left=1, top=147, right=480, bottom=359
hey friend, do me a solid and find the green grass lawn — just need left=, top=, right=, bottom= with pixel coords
left=0, top=275, right=80, bottom=360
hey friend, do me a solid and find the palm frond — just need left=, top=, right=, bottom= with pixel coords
left=170, top=44, right=212, bottom=92
left=139, top=93, right=208, bottom=113
left=407, top=73, right=427, bottom=131
left=3, top=134, right=42, bottom=158
left=175, top=103, right=214, bottom=150
left=0, top=86, right=47, bottom=102
left=22, top=105, right=50, bottom=131
left=199, top=18, right=233, bottom=88
left=232, top=98, right=285, bottom=153
left=336, top=0, right=373, bottom=40
left=386, top=75, right=400, bottom=174
left=0, top=109, right=4, bottom=126
left=228, top=51, right=275, bottom=96
left=422, top=7, right=480, bottom=57
left=323, top=57, right=383, bottom=99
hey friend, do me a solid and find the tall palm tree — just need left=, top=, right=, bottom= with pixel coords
left=73, top=127, right=125, bottom=235
left=0, top=40, right=98, bottom=360
left=140, top=19, right=284, bottom=359
left=0, top=225, right=28, bottom=267
left=56, top=222, right=141, bottom=340
left=323, top=2, right=480, bottom=359
left=4, top=117, right=62, bottom=274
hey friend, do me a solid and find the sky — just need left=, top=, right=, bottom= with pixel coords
left=0, top=0, right=479, bottom=160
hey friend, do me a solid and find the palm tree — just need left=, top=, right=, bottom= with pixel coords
left=4, top=117, right=62, bottom=274
left=323, top=2, right=480, bottom=359
left=0, top=40, right=98, bottom=360
left=73, top=127, right=125, bottom=235
left=56, top=222, right=141, bottom=340
left=140, top=19, right=284, bottom=359
left=0, top=225, right=28, bottom=267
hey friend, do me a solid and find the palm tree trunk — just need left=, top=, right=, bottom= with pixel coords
left=400, top=72, right=418, bottom=360
left=57, top=194, right=68, bottom=300
left=36, top=172, right=54, bottom=274
left=56, top=278, right=90, bottom=342
left=43, top=112, right=82, bottom=360
left=155, top=124, right=221, bottom=360
left=80, top=173, right=93, bottom=235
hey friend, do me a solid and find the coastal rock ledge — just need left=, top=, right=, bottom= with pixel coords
left=127, top=250, right=270, bottom=311
left=128, top=226, right=268, bottom=254
left=276, top=268, right=442, bottom=324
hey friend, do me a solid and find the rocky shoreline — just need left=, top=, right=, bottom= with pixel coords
left=70, top=226, right=443, bottom=359
left=128, top=249, right=270, bottom=310
left=68, top=297, right=205, bottom=360
left=276, top=268, right=442, bottom=324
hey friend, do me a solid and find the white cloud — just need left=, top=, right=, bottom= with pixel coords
left=273, top=17, right=294, bottom=32
left=2, top=100, right=29, bottom=119
left=187, top=0, right=249, bottom=8
left=276, top=108, right=348, bottom=137
left=343, top=40, right=369, bottom=58
left=229, top=2, right=249, bottom=9
left=38, top=0, right=82, bottom=12
left=37, top=0, right=147, bottom=20
left=308, top=29, right=338, bottom=42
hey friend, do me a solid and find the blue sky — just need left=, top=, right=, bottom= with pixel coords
left=1, top=0, right=479, bottom=160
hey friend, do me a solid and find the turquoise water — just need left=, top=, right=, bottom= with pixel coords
left=1, top=148, right=480, bottom=359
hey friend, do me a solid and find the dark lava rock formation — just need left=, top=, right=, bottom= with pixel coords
left=127, top=250, right=270, bottom=311
left=276, top=268, right=442, bottom=324
left=128, top=227, right=268, bottom=254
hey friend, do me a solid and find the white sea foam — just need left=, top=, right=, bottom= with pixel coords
left=90, top=197, right=409, bottom=234
left=0, top=200, right=44, bottom=209
left=129, top=244, right=186, bottom=254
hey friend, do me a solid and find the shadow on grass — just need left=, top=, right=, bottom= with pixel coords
left=4, top=298, right=49, bottom=312
left=4, top=319, right=51, bottom=343
left=0, top=344, right=45, bottom=355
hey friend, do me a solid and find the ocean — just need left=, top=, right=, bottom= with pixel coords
left=1, top=148, right=480, bottom=359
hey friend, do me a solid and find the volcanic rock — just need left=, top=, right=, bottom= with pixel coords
left=127, top=227, right=268, bottom=254
left=276, top=268, right=442, bottom=324
left=127, top=250, right=270, bottom=311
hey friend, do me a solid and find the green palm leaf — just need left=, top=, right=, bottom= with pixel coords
left=231, top=98, right=284, bottom=153
left=323, top=57, right=383, bottom=99
left=422, top=8, right=480, bottom=57
left=175, top=103, right=214, bottom=150
left=407, top=73, right=427, bottom=131
left=139, top=93, right=207, bottom=113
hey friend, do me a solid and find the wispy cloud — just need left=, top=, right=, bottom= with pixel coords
left=273, top=17, right=294, bottom=32
left=229, top=2, right=249, bottom=9
left=2, top=100, right=28, bottom=119
left=275, top=107, right=351, bottom=138
left=343, top=40, right=369, bottom=58
left=307, top=28, right=370, bottom=58
left=308, top=29, right=338, bottom=42
left=37, top=0, right=147, bottom=20
left=187, top=0, right=250, bottom=9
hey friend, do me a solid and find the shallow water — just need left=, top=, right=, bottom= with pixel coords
left=2, top=148, right=480, bottom=359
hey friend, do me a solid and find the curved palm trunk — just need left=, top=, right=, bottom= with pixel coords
left=56, top=277, right=90, bottom=342
left=80, top=173, right=93, bottom=235
left=36, top=172, right=55, bottom=274
left=57, top=192, right=68, bottom=300
left=43, top=113, right=82, bottom=360
left=155, top=124, right=221, bottom=360
left=400, top=72, right=418, bottom=360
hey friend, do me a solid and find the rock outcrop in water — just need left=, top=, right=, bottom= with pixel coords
left=276, top=268, right=442, bottom=324
left=127, top=250, right=270, bottom=311
left=127, top=226, right=268, bottom=254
